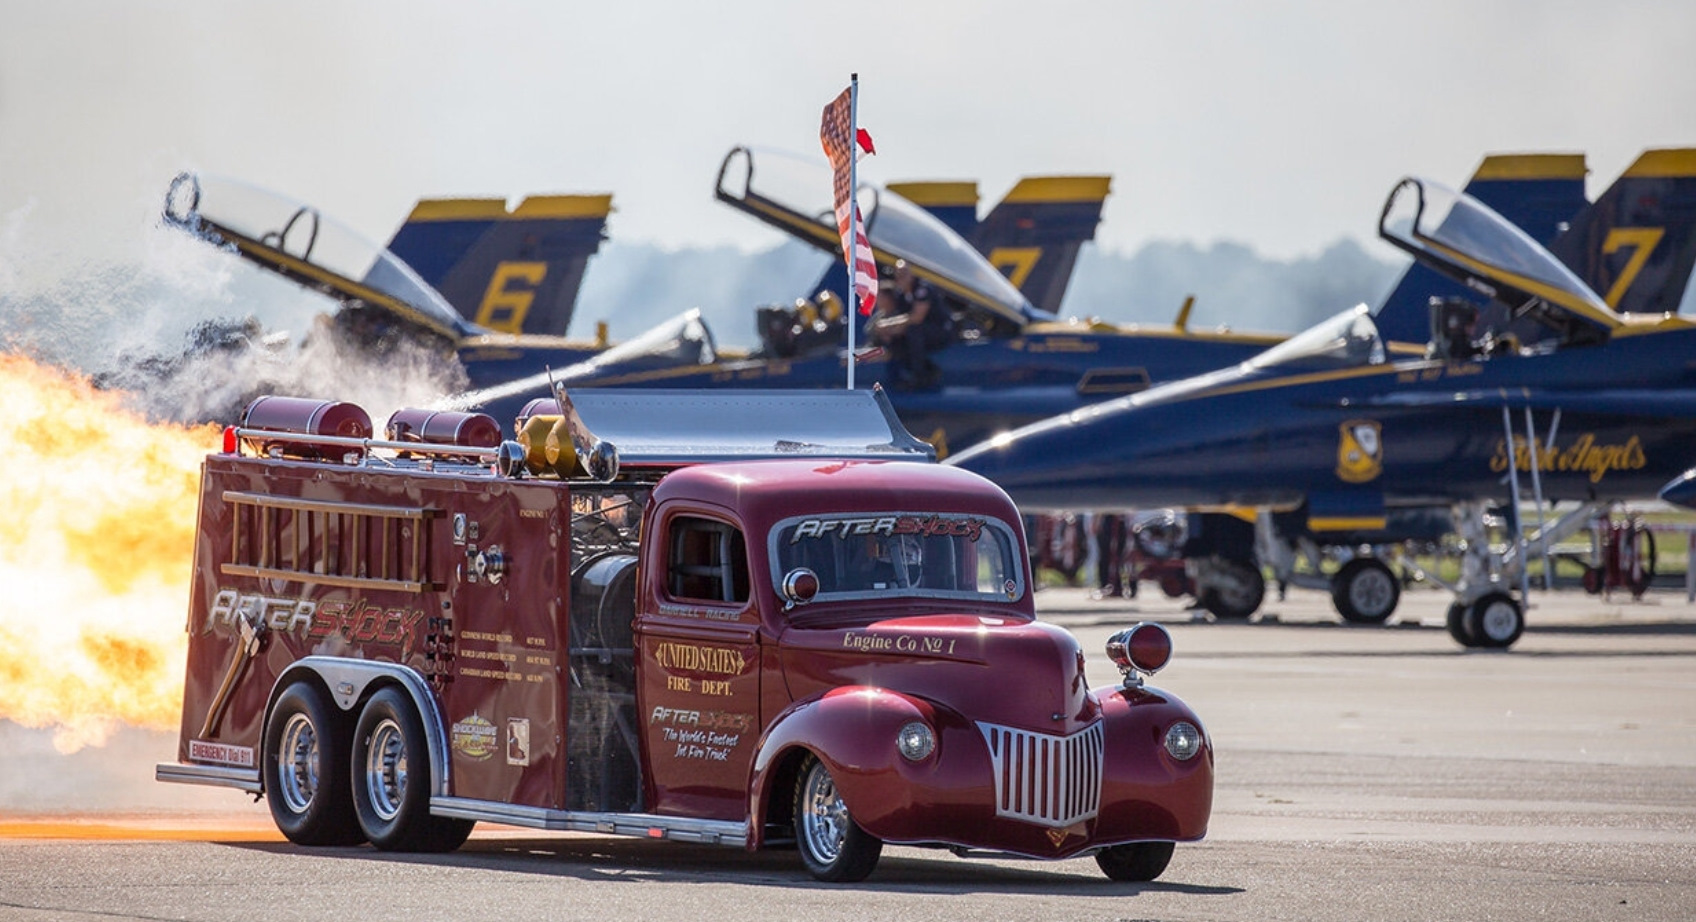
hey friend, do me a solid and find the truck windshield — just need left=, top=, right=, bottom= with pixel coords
left=769, top=512, right=1025, bottom=606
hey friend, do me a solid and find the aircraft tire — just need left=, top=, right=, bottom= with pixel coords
left=1331, top=558, right=1400, bottom=624
left=1444, top=602, right=1476, bottom=646
left=1199, top=559, right=1265, bottom=620
left=1463, top=592, right=1524, bottom=649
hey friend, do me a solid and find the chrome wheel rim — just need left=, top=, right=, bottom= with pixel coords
left=277, top=712, right=321, bottom=814
left=363, top=717, right=408, bottom=822
left=798, top=762, right=847, bottom=864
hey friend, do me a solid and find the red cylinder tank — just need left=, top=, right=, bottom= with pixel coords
left=239, top=395, right=372, bottom=460
left=385, top=408, right=501, bottom=449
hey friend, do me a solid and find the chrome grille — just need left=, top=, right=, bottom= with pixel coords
left=977, top=721, right=1104, bottom=828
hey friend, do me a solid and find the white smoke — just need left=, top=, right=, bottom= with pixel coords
left=0, top=203, right=467, bottom=428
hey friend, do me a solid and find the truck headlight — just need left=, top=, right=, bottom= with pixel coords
left=896, top=721, right=935, bottom=761
left=1164, top=721, right=1202, bottom=761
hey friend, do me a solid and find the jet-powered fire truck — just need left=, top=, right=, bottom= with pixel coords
left=157, top=387, right=1211, bottom=882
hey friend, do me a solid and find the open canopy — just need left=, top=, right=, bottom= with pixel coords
left=1379, top=177, right=1622, bottom=347
left=164, top=172, right=474, bottom=343
left=715, top=146, right=1046, bottom=329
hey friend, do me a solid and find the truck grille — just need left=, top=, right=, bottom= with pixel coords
left=977, top=721, right=1104, bottom=828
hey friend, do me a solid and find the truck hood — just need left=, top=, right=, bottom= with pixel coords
left=777, top=614, right=1100, bottom=733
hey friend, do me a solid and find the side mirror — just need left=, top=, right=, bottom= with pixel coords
left=781, top=567, right=820, bottom=609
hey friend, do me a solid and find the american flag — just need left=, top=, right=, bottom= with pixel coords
left=820, top=85, right=878, bottom=315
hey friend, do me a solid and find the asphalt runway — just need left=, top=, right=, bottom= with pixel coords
left=3, top=583, right=1694, bottom=921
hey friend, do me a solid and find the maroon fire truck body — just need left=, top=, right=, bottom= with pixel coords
left=159, top=389, right=1212, bottom=882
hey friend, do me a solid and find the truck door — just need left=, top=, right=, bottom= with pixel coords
left=635, top=510, right=760, bottom=821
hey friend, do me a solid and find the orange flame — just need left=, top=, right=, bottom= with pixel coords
left=0, top=353, right=218, bottom=752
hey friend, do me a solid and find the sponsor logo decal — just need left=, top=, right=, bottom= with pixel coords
left=1336, top=420, right=1382, bottom=484
left=189, top=739, right=255, bottom=768
left=506, top=718, right=531, bottom=767
left=451, top=713, right=497, bottom=761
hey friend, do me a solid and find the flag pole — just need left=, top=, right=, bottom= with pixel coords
left=846, top=72, right=859, bottom=391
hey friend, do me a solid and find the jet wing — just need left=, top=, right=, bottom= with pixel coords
left=163, top=172, right=475, bottom=344
left=1343, top=386, right=1696, bottom=417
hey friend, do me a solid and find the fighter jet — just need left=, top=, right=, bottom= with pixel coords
left=949, top=150, right=1696, bottom=649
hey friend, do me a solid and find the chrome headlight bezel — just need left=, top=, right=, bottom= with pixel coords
left=896, top=721, right=936, bottom=761
left=1164, top=720, right=1203, bottom=761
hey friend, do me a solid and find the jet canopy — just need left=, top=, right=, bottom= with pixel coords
left=164, top=172, right=474, bottom=343
left=1247, top=304, right=1385, bottom=372
left=1379, top=177, right=1621, bottom=347
left=715, top=147, right=1047, bottom=330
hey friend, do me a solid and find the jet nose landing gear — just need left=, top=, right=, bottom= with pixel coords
left=1445, top=590, right=1524, bottom=649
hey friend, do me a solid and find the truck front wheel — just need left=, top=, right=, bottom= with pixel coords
left=1095, top=841, right=1174, bottom=881
left=351, top=686, right=474, bottom=852
left=263, top=682, right=363, bottom=845
left=793, top=755, right=882, bottom=882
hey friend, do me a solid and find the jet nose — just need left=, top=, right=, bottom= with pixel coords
left=1660, top=468, right=1696, bottom=509
left=947, top=407, right=1124, bottom=507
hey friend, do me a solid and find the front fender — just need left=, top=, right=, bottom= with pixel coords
left=747, top=686, right=946, bottom=848
left=1094, top=682, right=1213, bottom=842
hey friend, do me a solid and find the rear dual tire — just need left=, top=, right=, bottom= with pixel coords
left=263, top=683, right=364, bottom=846
left=264, top=682, right=471, bottom=852
left=352, top=687, right=475, bottom=852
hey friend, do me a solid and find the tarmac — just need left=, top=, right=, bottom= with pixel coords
left=0, top=580, right=1692, bottom=921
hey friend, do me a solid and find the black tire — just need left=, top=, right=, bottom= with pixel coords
left=263, top=682, right=364, bottom=846
left=1199, top=559, right=1265, bottom=620
left=1095, top=841, right=1175, bottom=881
left=1445, top=601, right=1475, bottom=646
left=1464, top=592, right=1524, bottom=649
left=1331, top=558, right=1401, bottom=624
left=793, top=755, right=882, bottom=882
left=351, top=686, right=474, bottom=852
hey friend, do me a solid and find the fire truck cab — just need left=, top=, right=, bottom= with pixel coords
left=158, top=388, right=1212, bottom=882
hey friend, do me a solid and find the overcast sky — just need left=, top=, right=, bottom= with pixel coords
left=2, top=0, right=1694, bottom=275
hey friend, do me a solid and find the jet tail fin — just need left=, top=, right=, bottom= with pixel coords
left=971, top=176, right=1111, bottom=316
left=384, top=194, right=612, bottom=337
left=1550, top=149, right=1696, bottom=316
left=1373, top=153, right=1589, bottom=345
left=889, top=175, right=1111, bottom=316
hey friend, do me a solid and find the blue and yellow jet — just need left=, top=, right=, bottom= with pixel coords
left=949, top=150, right=1696, bottom=650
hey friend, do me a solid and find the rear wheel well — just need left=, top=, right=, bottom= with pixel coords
left=265, top=666, right=444, bottom=800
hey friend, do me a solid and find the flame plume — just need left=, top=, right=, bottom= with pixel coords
left=0, top=353, right=217, bottom=753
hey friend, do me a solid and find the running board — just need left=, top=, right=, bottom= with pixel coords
left=430, top=797, right=749, bottom=848
left=155, top=762, right=262, bottom=794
